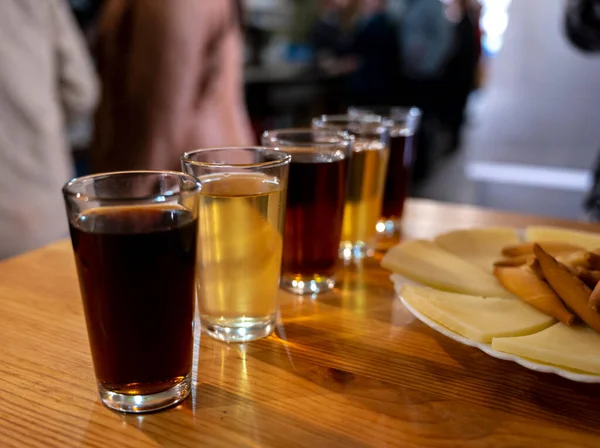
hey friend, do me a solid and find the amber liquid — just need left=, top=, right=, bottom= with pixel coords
left=196, top=173, right=284, bottom=326
left=341, top=139, right=389, bottom=248
left=69, top=206, right=197, bottom=395
left=284, top=153, right=347, bottom=278
left=382, top=131, right=414, bottom=219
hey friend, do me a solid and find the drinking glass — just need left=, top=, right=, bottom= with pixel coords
left=349, top=106, right=422, bottom=235
left=312, top=114, right=390, bottom=259
left=63, top=171, right=201, bottom=413
left=262, top=128, right=352, bottom=294
left=181, top=147, right=290, bottom=342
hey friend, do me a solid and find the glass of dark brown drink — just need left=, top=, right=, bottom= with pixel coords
left=348, top=107, right=421, bottom=235
left=262, top=129, right=352, bottom=294
left=62, top=171, right=201, bottom=413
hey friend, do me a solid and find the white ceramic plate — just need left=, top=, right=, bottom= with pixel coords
left=391, top=274, right=600, bottom=383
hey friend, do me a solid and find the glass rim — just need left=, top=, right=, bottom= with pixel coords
left=313, top=113, right=385, bottom=123
left=312, top=114, right=393, bottom=133
left=181, top=146, right=291, bottom=169
left=348, top=105, right=422, bottom=119
left=262, top=128, right=354, bottom=148
left=62, top=170, right=201, bottom=202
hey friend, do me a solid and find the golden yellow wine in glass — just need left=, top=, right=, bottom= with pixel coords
left=196, top=172, right=284, bottom=341
left=340, top=138, right=389, bottom=258
left=311, top=114, right=390, bottom=259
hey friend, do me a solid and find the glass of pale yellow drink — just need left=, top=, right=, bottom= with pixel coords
left=182, top=147, right=290, bottom=342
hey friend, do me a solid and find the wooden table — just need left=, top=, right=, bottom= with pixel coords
left=2, top=199, right=600, bottom=447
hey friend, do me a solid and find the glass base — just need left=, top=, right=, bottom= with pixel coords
left=201, top=314, right=275, bottom=343
left=98, top=374, right=191, bottom=414
left=339, top=240, right=374, bottom=260
left=281, top=274, right=335, bottom=295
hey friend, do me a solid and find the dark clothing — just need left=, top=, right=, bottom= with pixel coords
left=437, top=12, right=479, bottom=151
left=565, top=0, right=600, bottom=51
left=564, top=0, right=600, bottom=217
left=69, top=0, right=104, bottom=32
left=311, top=13, right=347, bottom=56
left=445, top=14, right=478, bottom=97
left=346, top=12, right=400, bottom=106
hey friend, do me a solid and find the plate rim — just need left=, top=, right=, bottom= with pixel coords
left=391, top=274, right=600, bottom=383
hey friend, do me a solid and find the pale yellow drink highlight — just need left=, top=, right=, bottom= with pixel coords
left=196, top=173, right=284, bottom=324
left=341, top=139, right=389, bottom=249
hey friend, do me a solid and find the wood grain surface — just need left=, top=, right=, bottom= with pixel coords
left=1, top=199, right=600, bottom=447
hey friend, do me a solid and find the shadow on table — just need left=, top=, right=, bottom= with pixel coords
left=249, top=314, right=600, bottom=441
left=296, top=260, right=398, bottom=326
left=81, top=341, right=368, bottom=448
left=247, top=321, right=505, bottom=441
left=77, top=389, right=364, bottom=447
left=433, top=330, right=600, bottom=435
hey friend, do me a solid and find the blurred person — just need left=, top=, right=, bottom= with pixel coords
left=93, top=0, right=254, bottom=173
left=288, top=0, right=319, bottom=62
left=438, top=0, right=481, bottom=153
left=345, top=0, right=401, bottom=106
left=0, top=0, right=98, bottom=259
left=401, top=0, right=452, bottom=92
left=564, top=0, right=600, bottom=218
left=310, top=0, right=356, bottom=75
left=399, top=0, right=452, bottom=179
left=308, top=0, right=358, bottom=114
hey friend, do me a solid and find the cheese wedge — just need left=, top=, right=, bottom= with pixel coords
left=525, top=226, right=600, bottom=252
left=382, top=240, right=515, bottom=298
left=492, top=323, right=600, bottom=375
left=401, top=285, right=555, bottom=343
left=434, top=227, right=520, bottom=273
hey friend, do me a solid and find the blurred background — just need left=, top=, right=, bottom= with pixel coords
left=63, top=0, right=600, bottom=221
left=4, top=0, right=598, bottom=259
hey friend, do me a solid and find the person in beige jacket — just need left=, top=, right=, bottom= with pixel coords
left=93, top=0, right=254, bottom=173
left=0, top=0, right=98, bottom=259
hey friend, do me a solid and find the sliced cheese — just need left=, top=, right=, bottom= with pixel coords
left=434, top=227, right=520, bottom=273
left=401, top=285, right=555, bottom=343
left=525, top=226, right=600, bottom=252
left=492, top=323, right=600, bottom=375
left=381, top=240, right=515, bottom=298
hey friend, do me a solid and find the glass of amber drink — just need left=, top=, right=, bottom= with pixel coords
left=312, top=115, right=390, bottom=260
left=262, top=128, right=352, bottom=294
left=182, top=147, right=290, bottom=342
left=349, top=106, right=421, bottom=235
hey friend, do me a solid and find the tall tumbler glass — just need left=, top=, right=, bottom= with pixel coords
left=63, top=171, right=201, bottom=413
left=181, top=147, right=290, bottom=342
left=262, top=128, right=352, bottom=295
left=312, top=114, right=390, bottom=260
left=349, top=106, right=422, bottom=235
